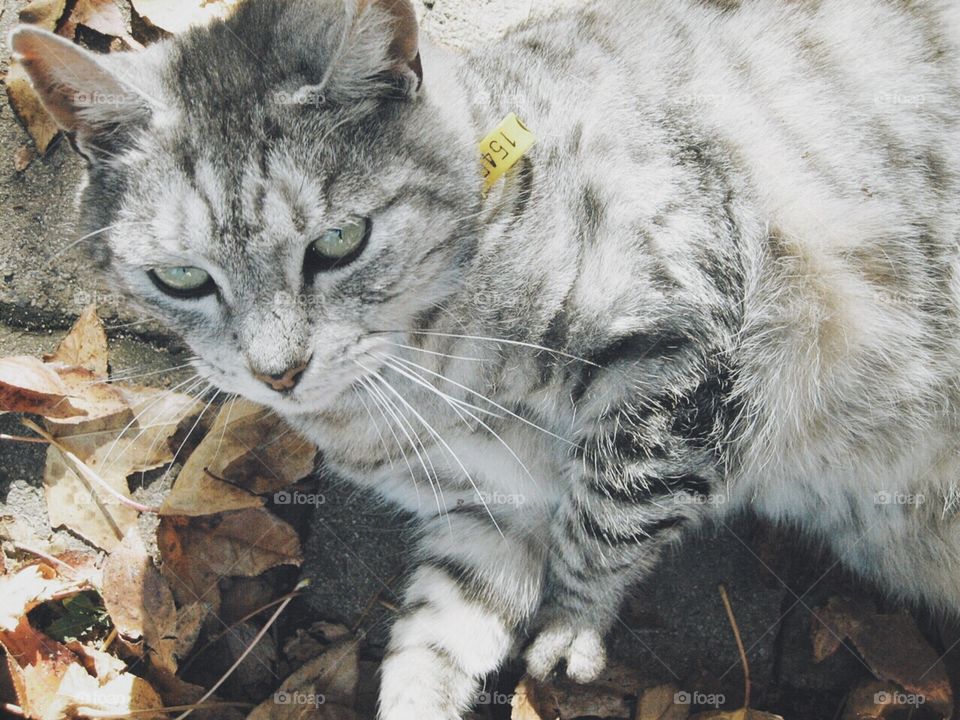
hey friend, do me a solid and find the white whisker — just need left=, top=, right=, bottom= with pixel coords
left=358, top=361, right=503, bottom=537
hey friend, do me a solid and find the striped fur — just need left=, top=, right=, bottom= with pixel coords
left=11, top=0, right=960, bottom=717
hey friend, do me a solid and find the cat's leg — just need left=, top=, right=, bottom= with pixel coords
left=526, top=368, right=727, bottom=682
left=378, top=507, right=546, bottom=720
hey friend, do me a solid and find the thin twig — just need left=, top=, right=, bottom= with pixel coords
left=172, top=579, right=309, bottom=720
left=179, top=586, right=306, bottom=675
left=719, top=583, right=751, bottom=709
left=0, top=434, right=49, bottom=445
left=22, top=419, right=157, bottom=515
left=82, top=701, right=254, bottom=718
left=12, top=542, right=78, bottom=578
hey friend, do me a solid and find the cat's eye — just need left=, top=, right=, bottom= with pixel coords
left=306, top=217, right=370, bottom=272
left=148, top=266, right=216, bottom=298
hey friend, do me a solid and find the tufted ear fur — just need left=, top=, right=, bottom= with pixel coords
left=356, top=0, right=422, bottom=89
left=9, top=26, right=150, bottom=162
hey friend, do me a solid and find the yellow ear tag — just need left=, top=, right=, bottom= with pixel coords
left=480, top=113, right=536, bottom=194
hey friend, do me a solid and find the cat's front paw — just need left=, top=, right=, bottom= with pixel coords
left=524, top=621, right=606, bottom=683
left=378, top=647, right=466, bottom=720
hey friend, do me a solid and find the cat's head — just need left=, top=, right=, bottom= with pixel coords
left=11, top=0, right=480, bottom=414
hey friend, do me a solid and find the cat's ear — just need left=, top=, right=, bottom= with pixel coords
left=357, top=0, right=423, bottom=90
left=9, top=26, right=150, bottom=162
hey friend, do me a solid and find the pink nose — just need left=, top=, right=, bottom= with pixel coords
left=253, top=360, right=309, bottom=392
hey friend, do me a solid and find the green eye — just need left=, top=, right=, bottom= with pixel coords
left=148, top=266, right=215, bottom=298
left=308, top=217, right=370, bottom=268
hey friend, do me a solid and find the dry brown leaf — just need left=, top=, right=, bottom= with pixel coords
left=511, top=677, right=546, bottom=720
left=43, top=440, right=141, bottom=552
left=148, top=666, right=248, bottom=720
left=840, top=679, right=916, bottom=720
left=5, top=62, right=61, bottom=154
left=161, top=398, right=316, bottom=516
left=174, top=601, right=208, bottom=663
left=59, top=662, right=165, bottom=719
left=0, top=563, right=72, bottom=631
left=283, top=622, right=352, bottom=666
left=512, top=663, right=642, bottom=720
left=690, top=711, right=782, bottom=720
left=59, top=0, right=130, bottom=40
left=43, top=383, right=200, bottom=551
left=43, top=305, right=109, bottom=378
left=65, top=639, right=127, bottom=683
left=246, top=638, right=360, bottom=720
left=101, top=529, right=178, bottom=674
left=0, top=355, right=86, bottom=419
left=0, top=615, right=78, bottom=720
left=18, top=0, right=68, bottom=29
left=638, top=684, right=691, bottom=720
left=156, top=515, right=222, bottom=612
left=48, top=366, right=130, bottom=425
left=158, top=508, right=300, bottom=619
left=131, top=0, right=238, bottom=34
left=812, top=596, right=953, bottom=718
left=14, top=145, right=34, bottom=172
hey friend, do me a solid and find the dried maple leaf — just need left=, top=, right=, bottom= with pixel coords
left=161, top=398, right=316, bottom=516
left=812, top=596, right=953, bottom=718
left=157, top=508, right=301, bottom=613
left=511, top=677, right=546, bottom=720
left=0, top=355, right=86, bottom=419
left=6, top=0, right=70, bottom=154
left=0, top=563, right=73, bottom=631
left=42, top=305, right=108, bottom=378
left=18, top=0, right=67, bottom=30
left=5, top=62, right=61, bottom=154
left=638, top=684, right=691, bottom=720
left=101, top=529, right=179, bottom=674
left=0, top=615, right=78, bottom=720
left=59, top=662, right=165, bottom=719
left=691, top=711, right=783, bottom=720
left=42, top=381, right=200, bottom=551
left=58, top=0, right=136, bottom=44
left=65, top=639, right=127, bottom=683
left=511, top=663, right=644, bottom=720
left=246, top=638, right=360, bottom=719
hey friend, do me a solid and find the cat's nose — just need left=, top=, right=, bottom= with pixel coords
left=252, top=358, right=310, bottom=392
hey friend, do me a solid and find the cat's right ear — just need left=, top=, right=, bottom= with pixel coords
left=9, top=26, right=150, bottom=162
left=356, top=0, right=422, bottom=91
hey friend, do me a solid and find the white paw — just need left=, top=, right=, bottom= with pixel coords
left=524, top=623, right=606, bottom=683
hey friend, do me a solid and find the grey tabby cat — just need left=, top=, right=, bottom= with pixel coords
left=10, top=0, right=960, bottom=716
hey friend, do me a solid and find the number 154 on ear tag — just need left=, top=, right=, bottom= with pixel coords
left=479, top=113, right=536, bottom=194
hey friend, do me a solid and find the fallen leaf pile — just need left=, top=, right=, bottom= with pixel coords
left=0, top=307, right=361, bottom=718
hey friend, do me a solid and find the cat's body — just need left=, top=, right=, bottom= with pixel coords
left=11, top=0, right=960, bottom=717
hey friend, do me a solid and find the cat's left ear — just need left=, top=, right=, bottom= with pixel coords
left=9, top=26, right=151, bottom=162
left=357, top=0, right=423, bottom=91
